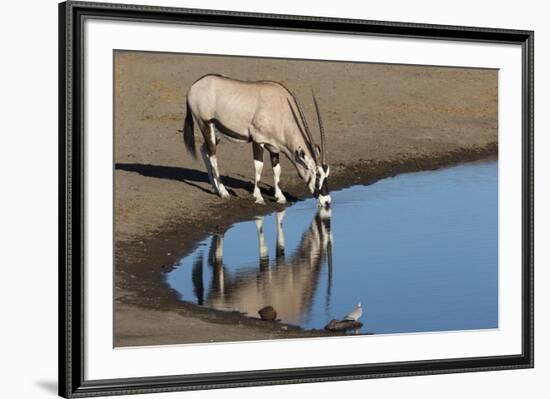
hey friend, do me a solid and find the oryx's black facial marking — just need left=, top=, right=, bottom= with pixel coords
left=314, top=164, right=330, bottom=197
left=294, top=148, right=308, bottom=169
left=319, top=179, right=329, bottom=196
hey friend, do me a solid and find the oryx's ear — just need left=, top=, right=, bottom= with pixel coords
left=315, top=144, right=321, bottom=157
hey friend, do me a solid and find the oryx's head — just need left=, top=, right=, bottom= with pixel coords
left=290, top=92, right=331, bottom=209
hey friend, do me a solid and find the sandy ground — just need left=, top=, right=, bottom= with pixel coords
left=113, top=51, right=497, bottom=347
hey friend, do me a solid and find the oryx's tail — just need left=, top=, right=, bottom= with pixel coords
left=183, top=99, right=197, bottom=159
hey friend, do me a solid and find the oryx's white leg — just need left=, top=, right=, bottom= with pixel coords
left=208, top=234, right=224, bottom=267
left=253, top=160, right=264, bottom=204
left=275, top=210, right=286, bottom=257
left=200, top=143, right=214, bottom=187
left=209, top=155, right=230, bottom=199
left=252, top=142, right=265, bottom=204
left=216, top=264, right=225, bottom=298
left=206, top=123, right=230, bottom=199
left=270, top=152, right=286, bottom=204
left=214, top=235, right=224, bottom=264
left=254, top=216, right=269, bottom=260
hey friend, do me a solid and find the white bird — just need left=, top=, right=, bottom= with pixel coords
left=343, top=302, right=362, bottom=321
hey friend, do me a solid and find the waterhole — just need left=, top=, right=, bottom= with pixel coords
left=165, top=161, right=498, bottom=335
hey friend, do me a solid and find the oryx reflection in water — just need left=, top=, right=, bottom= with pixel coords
left=171, top=207, right=333, bottom=326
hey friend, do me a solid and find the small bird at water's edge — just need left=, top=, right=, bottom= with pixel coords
left=343, top=302, right=362, bottom=321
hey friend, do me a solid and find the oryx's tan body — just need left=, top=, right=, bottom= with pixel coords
left=187, top=75, right=314, bottom=159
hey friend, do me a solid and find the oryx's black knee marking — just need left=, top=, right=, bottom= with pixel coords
left=270, top=152, right=280, bottom=168
left=252, top=142, right=264, bottom=162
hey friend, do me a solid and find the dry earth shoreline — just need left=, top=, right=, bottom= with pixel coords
left=114, top=51, right=498, bottom=346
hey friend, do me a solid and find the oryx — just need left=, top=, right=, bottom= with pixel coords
left=201, top=208, right=333, bottom=324
left=182, top=74, right=331, bottom=208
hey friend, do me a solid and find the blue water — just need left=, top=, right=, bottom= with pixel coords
left=165, top=161, right=498, bottom=335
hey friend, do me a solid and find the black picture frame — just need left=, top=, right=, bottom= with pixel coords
left=59, top=1, right=534, bottom=397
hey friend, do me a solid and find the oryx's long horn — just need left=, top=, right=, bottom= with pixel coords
left=312, top=92, right=327, bottom=165
left=326, top=238, right=333, bottom=309
left=288, top=94, right=319, bottom=164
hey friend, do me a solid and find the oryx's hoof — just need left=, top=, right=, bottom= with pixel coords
left=254, top=197, right=265, bottom=205
left=218, top=186, right=230, bottom=199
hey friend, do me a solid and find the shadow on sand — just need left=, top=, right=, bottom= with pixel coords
left=115, top=163, right=298, bottom=202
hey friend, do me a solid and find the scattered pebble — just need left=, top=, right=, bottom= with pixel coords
left=258, top=306, right=277, bottom=321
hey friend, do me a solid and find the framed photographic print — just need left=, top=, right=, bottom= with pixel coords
left=59, top=1, right=534, bottom=397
